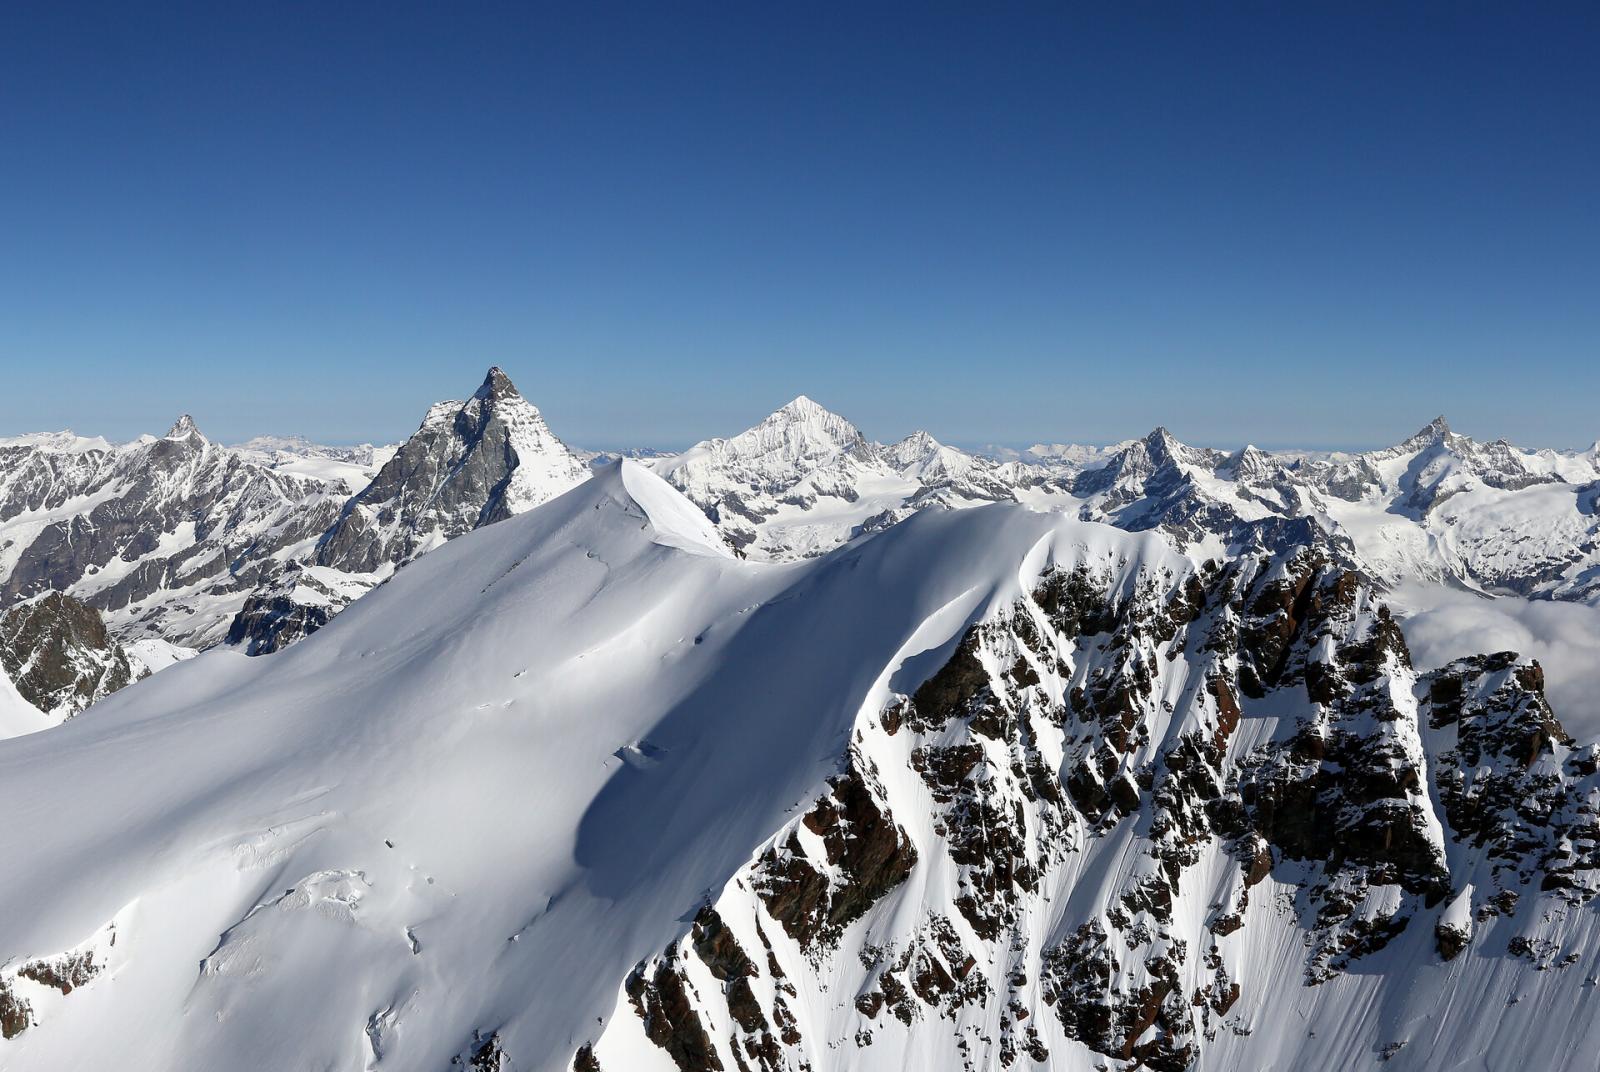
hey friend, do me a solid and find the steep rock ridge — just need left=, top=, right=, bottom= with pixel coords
left=314, top=367, right=588, bottom=574
left=584, top=529, right=1600, bottom=1072
left=0, top=593, right=142, bottom=732
left=226, top=367, right=590, bottom=654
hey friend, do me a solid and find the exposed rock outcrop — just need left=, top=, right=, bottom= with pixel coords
left=0, top=591, right=143, bottom=720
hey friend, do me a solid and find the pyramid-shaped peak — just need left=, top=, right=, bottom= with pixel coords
left=756, top=395, right=863, bottom=438
left=1141, top=425, right=1187, bottom=455
left=773, top=395, right=833, bottom=419
left=1396, top=415, right=1453, bottom=451
left=164, top=414, right=204, bottom=441
left=1225, top=444, right=1273, bottom=477
left=474, top=366, right=521, bottom=403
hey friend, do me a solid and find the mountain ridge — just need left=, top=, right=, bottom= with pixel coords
left=0, top=461, right=1596, bottom=1069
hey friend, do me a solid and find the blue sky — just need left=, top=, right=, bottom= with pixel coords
left=1, top=4, right=1596, bottom=450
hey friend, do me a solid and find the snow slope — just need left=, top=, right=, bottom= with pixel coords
left=3, top=461, right=1599, bottom=1070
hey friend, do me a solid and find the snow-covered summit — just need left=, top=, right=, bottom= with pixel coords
left=654, top=399, right=1049, bottom=559
left=653, top=396, right=895, bottom=557
left=667, top=395, right=875, bottom=481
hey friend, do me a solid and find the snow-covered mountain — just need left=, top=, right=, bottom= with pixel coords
left=652, top=397, right=1040, bottom=560
left=650, top=401, right=1600, bottom=611
left=0, top=417, right=355, bottom=648
left=0, top=369, right=590, bottom=690
left=1, top=461, right=1597, bottom=1070
left=1039, top=417, right=1600, bottom=604
left=225, top=367, right=590, bottom=654
left=230, top=435, right=397, bottom=487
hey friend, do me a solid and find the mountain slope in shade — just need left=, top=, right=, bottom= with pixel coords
left=1, top=464, right=1599, bottom=1069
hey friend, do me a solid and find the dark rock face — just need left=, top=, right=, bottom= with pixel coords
left=223, top=368, right=587, bottom=656
left=0, top=980, right=29, bottom=1040
left=0, top=938, right=108, bottom=1040
left=1424, top=654, right=1600, bottom=917
left=626, top=953, right=726, bottom=1072
left=223, top=566, right=342, bottom=656
left=449, top=1031, right=508, bottom=1070
left=314, top=367, right=586, bottom=575
left=17, top=951, right=98, bottom=995
left=752, top=756, right=917, bottom=949
left=0, top=591, right=142, bottom=718
left=602, top=528, right=1600, bottom=1072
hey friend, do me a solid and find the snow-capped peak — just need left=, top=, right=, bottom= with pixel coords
left=1222, top=443, right=1275, bottom=481
left=313, top=366, right=589, bottom=574
left=883, top=429, right=945, bottom=468
left=1141, top=424, right=1189, bottom=461
left=747, top=395, right=869, bottom=456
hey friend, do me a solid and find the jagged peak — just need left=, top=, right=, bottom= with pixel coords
left=164, top=414, right=205, bottom=442
left=1223, top=443, right=1274, bottom=480
left=894, top=429, right=941, bottom=449
left=1139, top=425, right=1190, bottom=460
left=473, top=365, right=521, bottom=403
left=1396, top=415, right=1453, bottom=452
left=887, top=429, right=943, bottom=456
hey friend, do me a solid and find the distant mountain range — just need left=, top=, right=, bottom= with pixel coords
left=2, top=368, right=1597, bottom=730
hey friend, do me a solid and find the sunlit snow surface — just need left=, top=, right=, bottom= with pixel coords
left=3, top=459, right=1600, bottom=1070
left=0, top=460, right=1078, bottom=1069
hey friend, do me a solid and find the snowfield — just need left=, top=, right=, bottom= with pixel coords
left=4, top=460, right=1600, bottom=1070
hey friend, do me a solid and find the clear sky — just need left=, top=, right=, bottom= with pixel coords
left=2, top=4, right=1596, bottom=451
